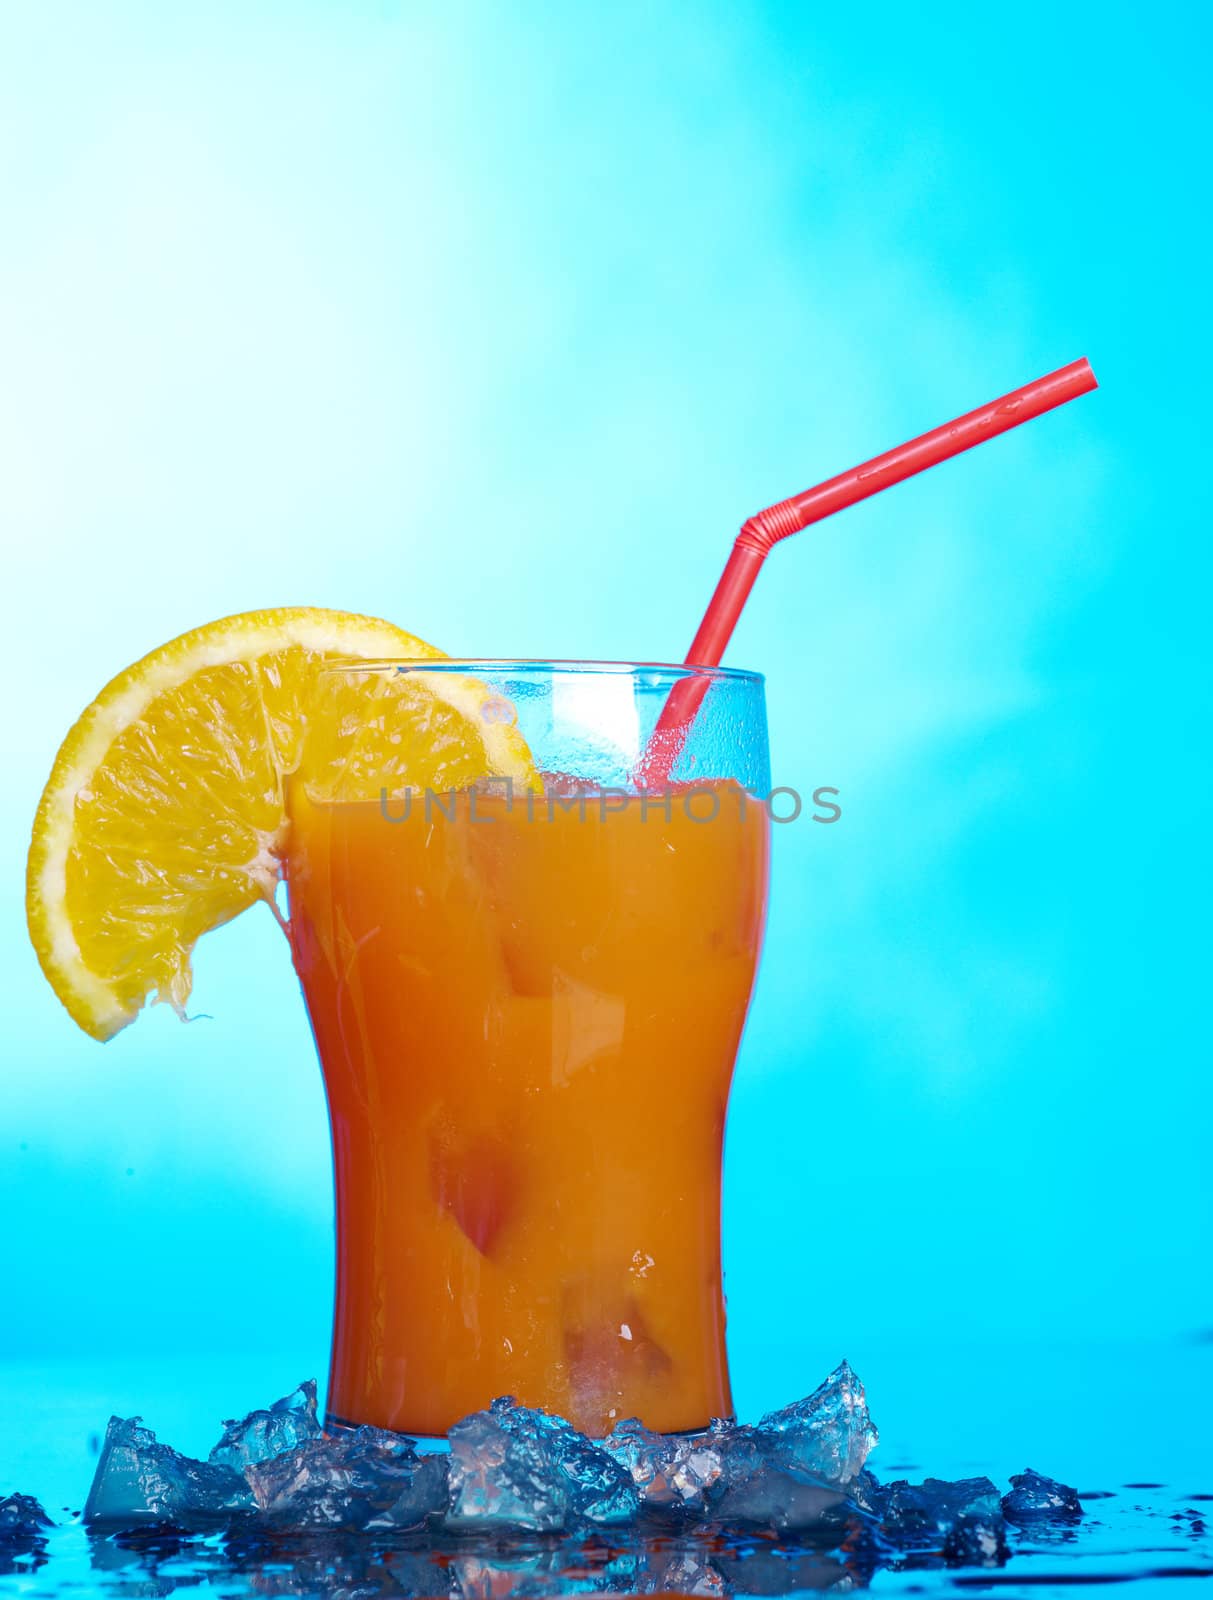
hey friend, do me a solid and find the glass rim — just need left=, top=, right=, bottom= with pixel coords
left=320, top=656, right=765, bottom=686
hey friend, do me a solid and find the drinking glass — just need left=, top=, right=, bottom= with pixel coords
left=287, top=661, right=770, bottom=1437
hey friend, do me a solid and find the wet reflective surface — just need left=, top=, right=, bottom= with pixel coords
left=3, top=1341, right=1210, bottom=1596
left=3, top=1487, right=1212, bottom=1597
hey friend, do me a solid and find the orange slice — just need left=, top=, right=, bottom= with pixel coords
left=26, top=607, right=535, bottom=1040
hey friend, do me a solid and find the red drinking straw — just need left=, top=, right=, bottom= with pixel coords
left=640, top=357, right=1098, bottom=784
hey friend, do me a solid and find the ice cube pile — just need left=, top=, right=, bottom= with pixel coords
left=66, top=1361, right=1082, bottom=1567
left=0, top=1492, right=54, bottom=1575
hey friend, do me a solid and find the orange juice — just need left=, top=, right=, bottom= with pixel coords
left=288, top=781, right=768, bottom=1437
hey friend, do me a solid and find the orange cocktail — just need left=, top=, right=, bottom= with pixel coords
left=288, top=661, right=770, bottom=1438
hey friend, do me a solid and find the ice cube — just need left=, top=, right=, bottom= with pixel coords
left=84, top=1415, right=253, bottom=1528
left=668, top=1438, right=731, bottom=1508
left=0, top=1491, right=53, bottom=1573
left=543, top=1415, right=639, bottom=1525
left=755, top=1359, right=878, bottom=1484
left=245, top=1423, right=420, bottom=1528
left=944, top=1512, right=1011, bottom=1566
left=208, top=1380, right=320, bottom=1470
left=706, top=1417, right=767, bottom=1488
left=1002, top=1467, right=1083, bottom=1523
left=711, top=1463, right=848, bottom=1533
left=0, top=1494, right=53, bottom=1540
left=446, top=1396, right=639, bottom=1532
left=446, top=1404, right=565, bottom=1533
left=847, top=1466, right=889, bottom=1518
left=366, top=1453, right=451, bottom=1531
left=879, top=1476, right=1003, bottom=1546
left=601, top=1416, right=672, bottom=1504
left=601, top=1416, right=724, bottom=1513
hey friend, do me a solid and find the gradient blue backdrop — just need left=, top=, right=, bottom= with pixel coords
left=3, top=0, right=1209, bottom=1469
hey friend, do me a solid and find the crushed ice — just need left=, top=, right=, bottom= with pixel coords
left=59, top=1359, right=1083, bottom=1563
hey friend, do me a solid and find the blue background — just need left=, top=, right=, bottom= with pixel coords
left=2, top=0, right=1209, bottom=1490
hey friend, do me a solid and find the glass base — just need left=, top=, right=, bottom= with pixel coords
left=324, top=1406, right=733, bottom=1446
left=325, top=1408, right=451, bottom=1451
